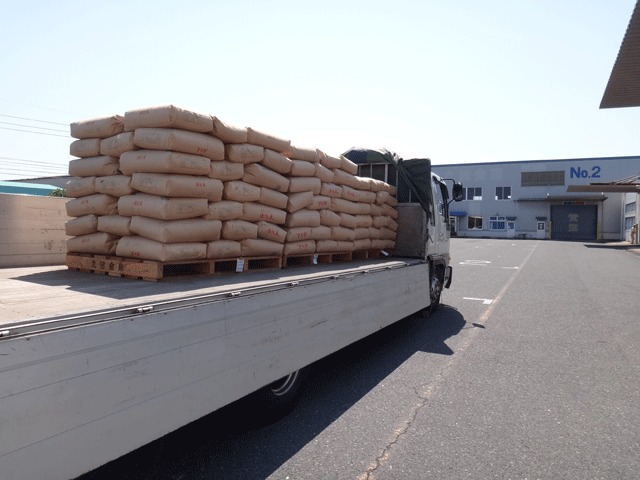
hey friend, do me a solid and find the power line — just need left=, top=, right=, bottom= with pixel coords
left=0, top=114, right=68, bottom=126
left=0, top=157, right=69, bottom=167
left=0, top=126, right=70, bottom=138
left=0, top=121, right=69, bottom=133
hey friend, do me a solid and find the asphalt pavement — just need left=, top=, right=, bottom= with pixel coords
left=81, top=238, right=640, bottom=480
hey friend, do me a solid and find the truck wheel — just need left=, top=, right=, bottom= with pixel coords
left=429, top=274, right=443, bottom=314
left=253, top=368, right=308, bottom=421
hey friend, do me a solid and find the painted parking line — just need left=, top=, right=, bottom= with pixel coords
left=463, top=297, right=494, bottom=305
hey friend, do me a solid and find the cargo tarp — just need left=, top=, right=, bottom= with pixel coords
left=342, top=147, right=432, bottom=221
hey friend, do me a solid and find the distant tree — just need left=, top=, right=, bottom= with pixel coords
left=47, top=188, right=66, bottom=197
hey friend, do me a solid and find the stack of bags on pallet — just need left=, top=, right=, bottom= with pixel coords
left=64, top=104, right=397, bottom=263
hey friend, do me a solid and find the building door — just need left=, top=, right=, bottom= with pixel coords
left=536, top=221, right=546, bottom=239
left=550, top=205, right=597, bottom=241
left=507, top=221, right=515, bottom=238
left=449, top=216, right=458, bottom=236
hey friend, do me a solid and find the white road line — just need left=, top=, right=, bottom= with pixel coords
left=463, top=297, right=494, bottom=304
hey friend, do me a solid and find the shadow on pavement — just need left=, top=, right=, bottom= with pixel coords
left=78, top=305, right=467, bottom=480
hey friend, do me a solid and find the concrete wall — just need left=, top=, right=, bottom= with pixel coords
left=0, top=193, right=70, bottom=268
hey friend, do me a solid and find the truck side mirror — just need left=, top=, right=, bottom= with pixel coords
left=452, top=182, right=464, bottom=202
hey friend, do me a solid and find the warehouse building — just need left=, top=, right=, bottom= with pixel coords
left=431, top=156, right=639, bottom=241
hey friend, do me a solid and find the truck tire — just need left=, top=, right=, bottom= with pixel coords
left=429, top=270, right=443, bottom=314
left=253, top=367, right=308, bottom=422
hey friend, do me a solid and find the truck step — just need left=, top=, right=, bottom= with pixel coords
left=65, top=253, right=283, bottom=281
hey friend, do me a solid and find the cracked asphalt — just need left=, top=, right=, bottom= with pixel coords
left=80, top=238, right=640, bottom=480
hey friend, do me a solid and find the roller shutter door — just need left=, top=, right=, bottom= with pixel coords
left=550, top=205, right=597, bottom=241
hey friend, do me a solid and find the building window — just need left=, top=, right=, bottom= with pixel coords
left=466, top=187, right=482, bottom=200
left=624, top=216, right=636, bottom=231
left=468, top=216, right=483, bottom=230
left=489, top=216, right=506, bottom=230
left=495, top=186, right=511, bottom=200
left=624, top=202, right=636, bottom=215
left=521, top=171, right=565, bottom=186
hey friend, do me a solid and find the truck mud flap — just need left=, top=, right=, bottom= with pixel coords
left=444, top=265, right=452, bottom=289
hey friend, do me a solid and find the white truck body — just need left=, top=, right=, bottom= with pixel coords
left=0, top=170, right=460, bottom=479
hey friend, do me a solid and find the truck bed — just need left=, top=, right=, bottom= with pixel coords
left=0, top=258, right=417, bottom=328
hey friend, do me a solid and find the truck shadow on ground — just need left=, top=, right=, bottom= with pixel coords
left=79, top=305, right=467, bottom=480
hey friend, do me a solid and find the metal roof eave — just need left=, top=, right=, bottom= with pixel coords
left=515, top=194, right=608, bottom=202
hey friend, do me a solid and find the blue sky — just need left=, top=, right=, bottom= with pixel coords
left=0, top=0, right=637, bottom=180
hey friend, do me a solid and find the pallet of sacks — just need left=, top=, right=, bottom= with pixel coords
left=64, top=104, right=397, bottom=278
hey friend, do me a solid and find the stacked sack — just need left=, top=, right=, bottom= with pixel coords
left=64, top=104, right=397, bottom=263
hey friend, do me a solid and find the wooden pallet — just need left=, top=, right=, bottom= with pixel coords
left=66, top=253, right=282, bottom=281
left=282, top=253, right=316, bottom=268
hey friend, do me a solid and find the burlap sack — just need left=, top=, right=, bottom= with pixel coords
left=341, top=185, right=359, bottom=202
left=336, top=241, right=354, bottom=252
left=288, top=177, right=321, bottom=194
left=381, top=204, right=399, bottom=219
left=315, top=239, right=338, bottom=253
left=387, top=217, right=398, bottom=231
left=338, top=213, right=358, bottom=229
left=240, top=238, right=284, bottom=257
left=256, top=221, right=286, bottom=244
left=283, top=240, right=315, bottom=256
left=383, top=240, right=396, bottom=250
left=330, top=198, right=359, bottom=215
left=124, top=105, right=213, bottom=133
left=223, top=181, right=261, bottom=202
left=354, top=227, right=370, bottom=240
left=242, top=163, right=290, bottom=192
left=66, top=177, right=96, bottom=198
left=355, top=202, right=372, bottom=215
left=203, top=201, right=243, bottom=221
left=262, top=149, right=293, bottom=174
left=70, top=115, right=124, bottom=139
left=116, top=236, right=207, bottom=262
left=358, top=190, right=376, bottom=204
left=65, top=214, right=99, bottom=236
left=331, top=169, right=360, bottom=189
left=95, top=175, right=135, bottom=197
left=69, top=156, right=120, bottom=177
left=66, top=194, right=119, bottom=217
left=133, top=128, right=225, bottom=161
left=70, top=138, right=100, bottom=158
left=132, top=173, right=223, bottom=201
left=370, top=204, right=383, bottom=216
left=221, top=220, right=258, bottom=240
left=289, top=160, right=316, bottom=176
left=355, top=214, right=374, bottom=228
left=387, top=196, right=398, bottom=207
left=119, top=150, right=211, bottom=176
left=100, top=132, right=136, bottom=157
left=286, top=191, right=314, bottom=213
left=388, top=185, right=398, bottom=196
left=206, top=240, right=242, bottom=259
left=285, top=209, right=320, bottom=228
left=67, top=232, right=119, bottom=255
left=318, top=151, right=342, bottom=169
left=285, top=227, right=312, bottom=243
left=353, top=238, right=373, bottom=251
left=367, top=178, right=386, bottom=193
left=369, top=227, right=383, bottom=239
left=225, top=143, right=264, bottom=164
left=375, top=191, right=391, bottom=205
left=314, top=163, right=334, bottom=183
left=246, top=127, right=291, bottom=153
left=311, top=225, right=331, bottom=241
left=118, top=194, right=208, bottom=220
left=331, top=227, right=356, bottom=242
left=130, top=216, right=222, bottom=243
left=211, top=116, right=247, bottom=143
left=285, top=145, right=319, bottom=162
left=308, top=195, right=331, bottom=211
left=241, top=202, right=286, bottom=224
left=97, top=215, right=133, bottom=236
left=355, top=176, right=372, bottom=191
left=320, top=183, right=343, bottom=198
left=372, top=239, right=391, bottom=250
left=260, top=187, right=288, bottom=209
left=340, top=155, right=359, bottom=175
left=209, top=161, right=244, bottom=181
left=380, top=227, right=397, bottom=240
left=319, top=209, right=341, bottom=227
